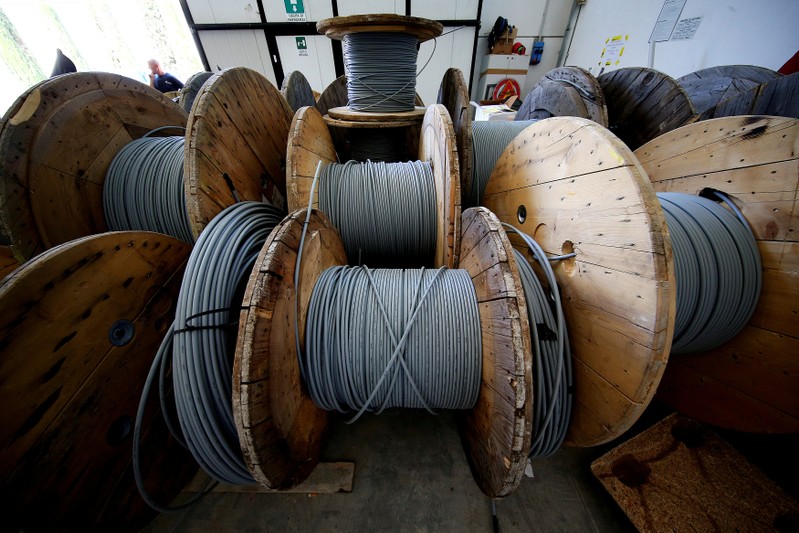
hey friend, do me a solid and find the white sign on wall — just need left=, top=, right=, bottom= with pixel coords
left=650, top=0, right=687, bottom=42
left=284, top=0, right=306, bottom=22
left=671, top=17, right=703, bottom=41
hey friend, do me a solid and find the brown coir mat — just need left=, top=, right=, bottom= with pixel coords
left=591, top=413, right=799, bottom=532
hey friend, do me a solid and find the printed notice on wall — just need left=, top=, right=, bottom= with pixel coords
left=296, top=37, right=309, bottom=57
left=650, top=0, right=686, bottom=42
left=284, top=0, right=306, bottom=22
left=671, top=17, right=702, bottom=40
left=599, top=35, right=628, bottom=67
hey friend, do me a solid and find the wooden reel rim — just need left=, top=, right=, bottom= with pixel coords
left=676, top=65, right=782, bottom=115
left=178, top=71, right=214, bottom=112
left=0, top=231, right=193, bottom=528
left=696, top=72, right=799, bottom=121
left=325, top=105, right=426, bottom=127
left=635, top=115, right=799, bottom=433
left=517, top=66, right=608, bottom=126
left=598, top=66, right=696, bottom=150
left=281, top=70, right=317, bottom=113
left=0, top=72, right=188, bottom=261
left=317, top=14, right=443, bottom=42
left=516, top=80, right=589, bottom=123
left=184, top=67, right=293, bottom=238
left=482, top=116, right=675, bottom=447
left=419, top=103, right=460, bottom=269
left=457, top=206, right=533, bottom=498
left=234, top=208, right=345, bottom=488
left=317, top=75, right=348, bottom=118
left=286, top=104, right=459, bottom=269
left=437, top=67, right=473, bottom=215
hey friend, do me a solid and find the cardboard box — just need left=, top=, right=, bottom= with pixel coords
left=472, top=98, right=518, bottom=121
left=490, top=27, right=517, bottom=54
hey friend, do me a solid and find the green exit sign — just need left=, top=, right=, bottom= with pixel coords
left=284, top=0, right=306, bottom=21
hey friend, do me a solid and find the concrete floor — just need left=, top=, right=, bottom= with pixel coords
left=145, top=410, right=634, bottom=532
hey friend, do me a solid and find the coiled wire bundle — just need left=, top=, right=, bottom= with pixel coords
left=134, top=201, right=284, bottom=509
left=302, top=266, right=482, bottom=421
left=348, top=128, right=407, bottom=162
left=318, top=160, right=436, bottom=265
left=104, top=132, right=194, bottom=243
left=343, top=32, right=418, bottom=112
left=658, top=192, right=762, bottom=354
left=503, top=224, right=573, bottom=458
left=469, top=120, right=539, bottom=208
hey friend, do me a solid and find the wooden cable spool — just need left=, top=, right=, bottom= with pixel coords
left=286, top=103, right=460, bottom=268
left=0, top=72, right=188, bottom=261
left=184, top=67, right=294, bottom=237
left=516, top=66, right=608, bottom=126
left=482, top=116, right=674, bottom=447
left=232, top=206, right=533, bottom=498
left=696, top=71, right=799, bottom=121
left=317, top=13, right=443, bottom=43
left=281, top=70, right=318, bottom=113
left=635, top=115, right=799, bottom=433
left=676, top=65, right=782, bottom=115
left=598, top=67, right=696, bottom=150
left=437, top=68, right=473, bottom=217
left=179, top=71, right=214, bottom=113
left=0, top=231, right=195, bottom=530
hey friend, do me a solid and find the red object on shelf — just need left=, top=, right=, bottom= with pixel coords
left=492, top=78, right=521, bottom=100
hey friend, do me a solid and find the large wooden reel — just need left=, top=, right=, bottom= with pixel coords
left=483, top=116, right=675, bottom=447
left=598, top=67, right=696, bottom=150
left=286, top=104, right=460, bottom=268
left=0, top=231, right=195, bottom=530
left=0, top=73, right=187, bottom=261
left=677, top=65, right=782, bottom=115
left=516, top=66, right=608, bottom=126
left=184, top=67, right=293, bottom=237
left=697, top=72, right=799, bottom=121
left=635, top=115, right=799, bottom=433
left=281, top=70, right=317, bottom=113
left=438, top=68, right=473, bottom=217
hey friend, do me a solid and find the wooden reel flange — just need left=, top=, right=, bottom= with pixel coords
left=676, top=65, right=781, bottom=115
left=598, top=67, right=696, bottom=150
left=281, top=70, right=317, bottom=113
left=516, top=66, right=608, bottom=126
left=438, top=68, right=473, bottom=214
left=635, top=115, right=799, bottom=433
left=317, top=14, right=443, bottom=43
left=286, top=104, right=461, bottom=268
left=0, top=72, right=188, bottom=261
left=184, top=67, right=294, bottom=237
left=233, top=206, right=533, bottom=498
left=0, top=231, right=195, bottom=530
left=482, top=116, right=675, bottom=447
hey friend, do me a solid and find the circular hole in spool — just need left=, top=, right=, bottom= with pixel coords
left=561, top=240, right=577, bottom=277
left=698, top=187, right=728, bottom=202
left=106, top=415, right=133, bottom=447
left=108, top=319, right=135, bottom=347
left=517, top=205, right=527, bottom=224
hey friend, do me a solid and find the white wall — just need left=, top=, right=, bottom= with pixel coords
left=469, top=0, right=573, bottom=100
left=564, top=0, right=799, bottom=79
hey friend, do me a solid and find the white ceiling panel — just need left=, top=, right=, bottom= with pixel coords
left=197, top=29, right=277, bottom=86
left=416, top=26, right=476, bottom=106
left=275, top=35, right=336, bottom=93
left=337, top=0, right=404, bottom=16
left=411, top=0, right=479, bottom=20
left=187, top=0, right=262, bottom=24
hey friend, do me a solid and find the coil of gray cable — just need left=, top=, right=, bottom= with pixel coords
left=658, top=192, right=762, bottom=354
left=170, top=201, right=284, bottom=484
left=343, top=32, right=418, bottom=112
left=104, top=133, right=194, bottom=243
left=503, top=224, right=573, bottom=458
left=303, top=266, right=482, bottom=422
left=469, top=120, right=539, bottom=208
left=318, top=160, right=436, bottom=265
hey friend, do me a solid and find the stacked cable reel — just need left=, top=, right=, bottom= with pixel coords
left=515, top=66, right=608, bottom=126
left=281, top=70, right=318, bottom=113
left=316, top=14, right=441, bottom=163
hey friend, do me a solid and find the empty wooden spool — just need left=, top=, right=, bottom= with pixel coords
left=286, top=103, right=461, bottom=268
left=281, top=70, right=317, bottom=113
left=233, top=206, right=533, bottom=498
left=184, top=67, right=294, bottom=237
left=482, top=116, right=675, bottom=447
left=0, top=231, right=195, bottom=530
left=598, top=67, right=696, bottom=150
left=516, top=66, right=608, bottom=126
left=635, top=115, right=799, bottom=433
left=0, top=72, right=188, bottom=261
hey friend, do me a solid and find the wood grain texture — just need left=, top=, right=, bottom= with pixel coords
left=438, top=68, right=473, bottom=216
left=635, top=115, right=799, bottom=433
left=697, top=72, right=799, bottom=120
left=0, top=72, right=187, bottom=260
left=179, top=71, right=214, bottom=113
left=517, top=67, right=607, bottom=126
left=677, top=64, right=781, bottom=115
left=281, top=70, right=317, bottom=113
left=419, top=104, right=460, bottom=269
left=317, top=75, right=348, bottom=118
left=592, top=413, right=799, bottom=531
left=326, top=105, right=426, bottom=125
left=598, top=67, right=696, bottom=150
left=316, top=14, right=442, bottom=42
left=457, top=207, right=533, bottom=498
left=234, top=209, right=344, bottom=489
left=0, top=231, right=195, bottom=531
left=286, top=106, right=338, bottom=212
left=185, top=67, right=292, bottom=238
left=184, top=461, right=354, bottom=494
left=483, top=116, right=675, bottom=447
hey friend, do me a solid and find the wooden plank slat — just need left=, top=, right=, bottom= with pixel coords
left=281, top=70, right=317, bottom=113
left=438, top=68, right=473, bottom=216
